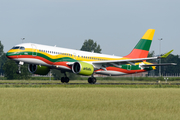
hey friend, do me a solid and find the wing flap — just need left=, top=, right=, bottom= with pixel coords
left=141, top=63, right=177, bottom=67
left=92, top=57, right=158, bottom=65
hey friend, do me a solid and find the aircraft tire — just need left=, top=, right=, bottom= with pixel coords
left=61, top=77, right=65, bottom=83
left=88, top=77, right=96, bottom=84
left=16, top=70, right=21, bottom=74
left=65, top=77, right=69, bottom=83
left=61, top=77, right=69, bottom=83
left=88, top=77, right=92, bottom=84
left=92, top=77, right=96, bottom=84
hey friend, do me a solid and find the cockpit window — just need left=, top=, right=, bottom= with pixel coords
left=11, top=46, right=25, bottom=50
left=20, top=47, right=25, bottom=50
left=12, top=46, right=20, bottom=49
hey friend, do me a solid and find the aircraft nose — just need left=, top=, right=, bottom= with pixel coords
left=6, top=52, right=10, bottom=58
left=6, top=51, right=13, bottom=59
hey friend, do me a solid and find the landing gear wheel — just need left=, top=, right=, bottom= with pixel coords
left=16, top=70, right=21, bottom=74
left=16, top=64, right=22, bottom=74
left=88, top=77, right=96, bottom=84
left=64, top=77, right=69, bottom=83
left=61, top=77, right=69, bottom=83
left=61, top=77, right=65, bottom=83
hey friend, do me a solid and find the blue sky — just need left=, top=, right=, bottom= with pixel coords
left=1, top=0, right=179, bottom=56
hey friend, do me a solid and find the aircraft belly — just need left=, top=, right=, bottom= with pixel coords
left=95, top=70, right=125, bottom=76
left=54, top=65, right=71, bottom=71
left=14, top=58, right=49, bottom=66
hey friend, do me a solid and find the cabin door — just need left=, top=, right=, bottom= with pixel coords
left=73, top=53, right=77, bottom=60
left=31, top=44, right=37, bottom=56
left=127, top=65, right=131, bottom=71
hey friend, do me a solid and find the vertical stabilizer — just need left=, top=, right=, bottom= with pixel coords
left=124, top=29, right=155, bottom=59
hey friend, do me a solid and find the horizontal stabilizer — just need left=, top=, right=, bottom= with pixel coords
left=141, top=63, right=177, bottom=67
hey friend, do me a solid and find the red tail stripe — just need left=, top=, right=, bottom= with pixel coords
left=124, top=49, right=149, bottom=59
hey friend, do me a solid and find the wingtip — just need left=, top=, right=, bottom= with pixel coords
left=161, top=50, right=174, bottom=58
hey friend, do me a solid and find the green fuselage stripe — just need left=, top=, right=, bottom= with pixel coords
left=120, top=64, right=153, bottom=71
left=7, top=51, right=77, bottom=62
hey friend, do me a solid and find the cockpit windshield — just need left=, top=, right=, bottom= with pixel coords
left=11, top=46, right=25, bottom=50
left=12, top=46, right=20, bottom=49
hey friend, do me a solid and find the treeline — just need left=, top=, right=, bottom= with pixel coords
left=147, top=51, right=180, bottom=76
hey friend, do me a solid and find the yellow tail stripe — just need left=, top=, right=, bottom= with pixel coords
left=141, top=29, right=155, bottom=40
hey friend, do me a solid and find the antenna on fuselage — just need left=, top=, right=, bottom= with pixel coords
left=21, top=38, right=25, bottom=43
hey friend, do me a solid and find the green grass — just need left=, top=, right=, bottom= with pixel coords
left=0, top=88, right=180, bottom=120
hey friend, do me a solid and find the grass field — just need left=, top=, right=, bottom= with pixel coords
left=0, top=88, right=180, bottom=120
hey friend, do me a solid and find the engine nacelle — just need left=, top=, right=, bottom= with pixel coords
left=72, top=62, right=94, bottom=76
left=28, top=64, right=50, bottom=75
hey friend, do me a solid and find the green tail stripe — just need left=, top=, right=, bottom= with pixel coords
left=134, top=39, right=152, bottom=51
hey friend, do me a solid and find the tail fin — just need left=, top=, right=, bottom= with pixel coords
left=124, top=29, right=155, bottom=59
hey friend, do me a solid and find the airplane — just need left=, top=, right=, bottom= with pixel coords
left=6, top=29, right=176, bottom=84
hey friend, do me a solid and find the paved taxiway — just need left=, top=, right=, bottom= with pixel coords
left=0, top=83, right=180, bottom=85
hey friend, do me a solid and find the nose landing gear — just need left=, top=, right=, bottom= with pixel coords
left=16, top=65, right=21, bottom=74
left=16, top=61, right=24, bottom=74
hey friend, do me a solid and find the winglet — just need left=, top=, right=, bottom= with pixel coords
left=161, top=50, right=173, bottom=58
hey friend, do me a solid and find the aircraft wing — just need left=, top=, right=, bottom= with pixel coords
left=66, top=57, right=159, bottom=67
left=91, top=50, right=175, bottom=68
left=92, top=56, right=158, bottom=65
left=66, top=50, right=175, bottom=69
left=141, top=63, right=177, bottom=67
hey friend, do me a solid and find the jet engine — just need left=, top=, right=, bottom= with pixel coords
left=28, top=64, right=50, bottom=75
left=72, top=62, right=94, bottom=76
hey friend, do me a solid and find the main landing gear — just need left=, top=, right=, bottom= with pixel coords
left=61, top=72, right=69, bottom=83
left=88, top=76, right=97, bottom=84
